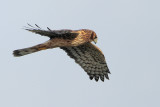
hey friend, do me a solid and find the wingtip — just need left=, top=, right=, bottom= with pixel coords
left=89, top=73, right=109, bottom=82
left=24, top=23, right=40, bottom=31
left=105, top=74, right=110, bottom=80
left=108, top=69, right=111, bottom=74
left=35, top=24, right=41, bottom=29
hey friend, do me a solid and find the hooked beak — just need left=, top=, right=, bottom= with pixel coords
left=93, top=38, right=97, bottom=44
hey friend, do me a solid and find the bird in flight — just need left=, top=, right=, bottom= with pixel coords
left=13, top=24, right=110, bottom=82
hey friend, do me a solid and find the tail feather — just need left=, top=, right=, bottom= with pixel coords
left=13, top=44, right=49, bottom=57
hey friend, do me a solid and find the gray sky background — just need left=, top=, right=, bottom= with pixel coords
left=0, top=0, right=160, bottom=107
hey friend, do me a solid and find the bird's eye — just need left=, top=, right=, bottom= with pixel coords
left=91, top=32, right=95, bottom=39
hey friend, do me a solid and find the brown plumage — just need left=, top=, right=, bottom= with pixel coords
left=13, top=24, right=110, bottom=82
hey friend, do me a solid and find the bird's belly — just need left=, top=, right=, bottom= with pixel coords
left=70, top=38, right=86, bottom=46
left=48, top=37, right=86, bottom=48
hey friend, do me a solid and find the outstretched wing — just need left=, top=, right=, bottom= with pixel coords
left=60, top=42, right=110, bottom=82
left=24, top=24, right=79, bottom=40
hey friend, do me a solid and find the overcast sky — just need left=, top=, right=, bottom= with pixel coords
left=0, top=0, right=160, bottom=107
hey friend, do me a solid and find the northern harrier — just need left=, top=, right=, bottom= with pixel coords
left=13, top=24, right=110, bottom=82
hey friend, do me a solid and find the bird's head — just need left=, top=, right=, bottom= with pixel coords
left=91, top=31, right=98, bottom=44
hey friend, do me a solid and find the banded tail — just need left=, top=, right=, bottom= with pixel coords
left=13, top=43, right=49, bottom=57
